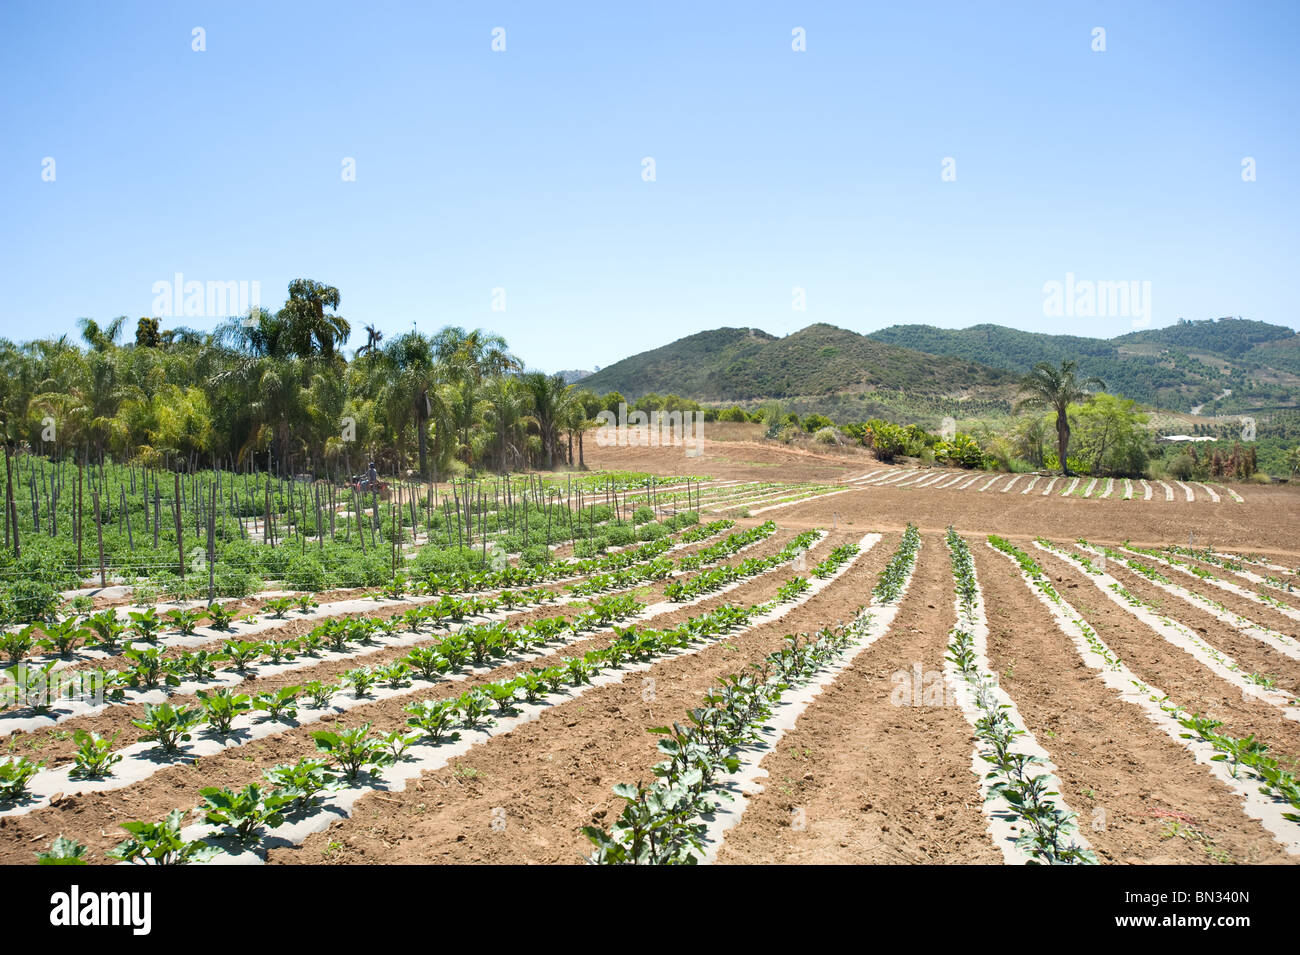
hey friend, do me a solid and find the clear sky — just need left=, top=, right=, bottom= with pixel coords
left=1, top=1, right=1296, bottom=372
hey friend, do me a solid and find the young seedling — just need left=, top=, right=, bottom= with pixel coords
left=70, top=730, right=123, bottom=778
left=131, top=702, right=203, bottom=753
left=196, top=688, right=253, bottom=736
left=36, top=836, right=89, bottom=865
left=0, top=755, right=44, bottom=801
left=302, top=680, right=336, bottom=709
left=405, top=699, right=459, bottom=743
left=0, top=626, right=38, bottom=665
left=342, top=667, right=378, bottom=698
left=109, top=809, right=219, bottom=865
left=123, top=646, right=179, bottom=689
left=311, top=723, right=392, bottom=781
left=264, top=597, right=295, bottom=620
left=84, top=609, right=128, bottom=651
left=263, top=758, right=337, bottom=812
left=205, top=603, right=236, bottom=630
left=127, top=608, right=163, bottom=643
left=223, top=640, right=264, bottom=672
left=163, top=607, right=208, bottom=636
left=254, top=686, right=302, bottom=722
left=198, top=784, right=293, bottom=842
left=38, top=618, right=89, bottom=657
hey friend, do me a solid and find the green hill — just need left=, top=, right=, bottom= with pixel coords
left=869, top=317, right=1300, bottom=413
left=580, top=324, right=1013, bottom=413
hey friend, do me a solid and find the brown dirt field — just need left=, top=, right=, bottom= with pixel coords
left=973, top=542, right=1292, bottom=864
left=586, top=440, right=1300, bottom=553
left=715, top=534, right=1003, bottom=864
left=1035, top=546, right=1300, bottom=769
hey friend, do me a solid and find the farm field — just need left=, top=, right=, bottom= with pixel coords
left=3, top=443, right=1299, bottom=866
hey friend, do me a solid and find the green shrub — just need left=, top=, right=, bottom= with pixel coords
left=285, top=555, right=327, bottom=592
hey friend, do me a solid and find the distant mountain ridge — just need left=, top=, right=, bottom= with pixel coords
left=581, top=323, right=1009, bottom=404
left=579, top=318, right=1298, bottom=417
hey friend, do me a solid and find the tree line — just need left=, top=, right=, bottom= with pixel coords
left=0, top=280, right=608, bottom=481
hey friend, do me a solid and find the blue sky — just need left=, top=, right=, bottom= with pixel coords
left=1, top=1, right=1296, bottom=372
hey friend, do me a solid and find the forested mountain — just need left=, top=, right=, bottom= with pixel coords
left=869, top=318, right=1299, bottom=412
left=581, top=323, right=1011, bottom=404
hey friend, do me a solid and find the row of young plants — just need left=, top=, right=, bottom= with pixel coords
left=664, top=530, right=818, bottom=602
left=583, top=622, right=869, bottom=864
left=562, top=520, right=774, bottom=599
left=1, top=519, right=735, bottom=691
left=1162, top=544, right=1297, bottom=594
left=583, top=535, right=891, bottom=864
left=406, top=518, right=730, bottom=595
left=989, top=536, right=1300, bottom=850
left=872, top=523, right=922, bottom=603
left=1123, top=543, right=1298, bottom=616
left=1077, top=539, right=1300, bottom=659
left=26, top=542, right=856, bottom=862
left=986, top=536, right=1124, bottom=670
left=1039, top=539, right=1285, bottom=693
left=945, top=528, right=1096, bottom=865
left=0, top=591, right=652, bottom=807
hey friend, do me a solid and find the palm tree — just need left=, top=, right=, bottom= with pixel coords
left=1015, top=360, right=1105, bottom=476
left=522, top=372, right=574, bottom=470
left=483, top=375, right=531, bottom=474
left=356, top=324, right=384, bottom=359
left=279, top=279, right=350, bottom=361
left=1286, top=446, right=1300, bottom=479
left=377, top=332, right=443, bottom=480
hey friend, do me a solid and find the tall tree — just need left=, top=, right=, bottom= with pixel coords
left=1015, top=360, right=1105, bottom=475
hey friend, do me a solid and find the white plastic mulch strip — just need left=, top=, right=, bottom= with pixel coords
left=1001, top=475, right=1021, bottom=493
left=1078, top=545, right=1300, bottom=662
left=750, top=487, right=855, bottom=515
left=1197, top=483, right=1221, bottom=503
left=1100, top=478, right=1114, bottom=499
left=1036, top=543, right=1300, bottom=721
left=0, top=524, right=778, bottom=737
left=1061, top=478, right=1080, bottom=496
left=949, top=541, right=1090, bottom=864
left=1176, top=481, right=1195, bottom=502
left=1139, top=479, right=1152, bottom=501
left=991, top=543, right=1300, bottom=855
left=1122, top=479, right=1133, bottom=500
left=1119, top=548, right=1300, bottom=624
left=174, top=533, right=883, bottom=864
left=1021, top=476, right=1039, bottom=494
left=1158, top=481, right=1174, bottom=501
left=693, top=534, right=899, bottom=863
left=978, top=476, right=1001, bottom=492
left=1041, top=477, right=1058, bottom=496
left=1082, top=479, right=1098, bottom=498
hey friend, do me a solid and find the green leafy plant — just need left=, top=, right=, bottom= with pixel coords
left=196, top=688, right=253, bottom=735
left=70, top=730, right=123, bottom=778
left=311, top=723, right=393, bottom=781
left=0, top=755, right=44, bottom=801
left=198, top=783, right=294, bottom=842
left=37, top=836, right=89, bottom=865
left=263, top=758, right=337, bottom=812
left=131, top=702, right=203, bottom=752
left=109, top=809, right=219, bottom=865
left=254, top=686, right=302, bottom=722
